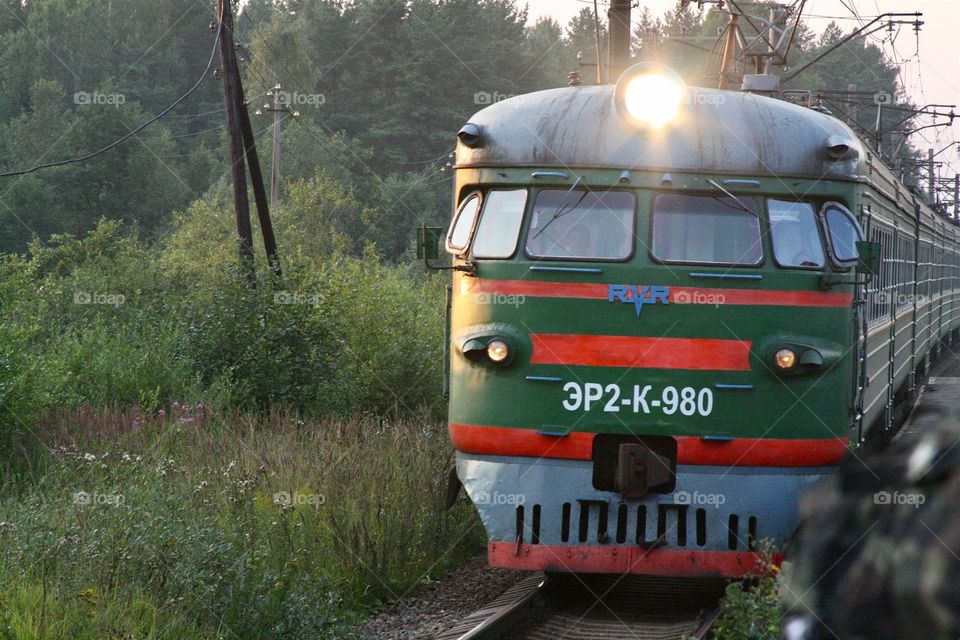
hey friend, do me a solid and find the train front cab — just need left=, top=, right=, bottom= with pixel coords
left=445, top=168, right=867, bottom=577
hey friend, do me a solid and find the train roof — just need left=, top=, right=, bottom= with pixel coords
left=455, top=84, right=868, bottom=182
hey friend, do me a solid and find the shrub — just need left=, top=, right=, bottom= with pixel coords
left=710, top=546, right=782, bottom=640
left=0, top=210, right=446, bottom=432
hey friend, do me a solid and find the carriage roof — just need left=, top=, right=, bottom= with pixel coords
left=454, top=84, right=868, bottom=182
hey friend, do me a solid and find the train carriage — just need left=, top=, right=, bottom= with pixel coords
left=426, top=64, right=960, bottom=577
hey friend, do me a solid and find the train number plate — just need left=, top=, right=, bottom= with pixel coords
left=561, top=382, right=714, bottom=417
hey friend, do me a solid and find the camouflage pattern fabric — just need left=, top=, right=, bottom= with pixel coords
left=782, top=422, right=960, bottom=640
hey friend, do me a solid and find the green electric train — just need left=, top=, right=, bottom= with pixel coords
left=419, top=63, right=959, bottom=576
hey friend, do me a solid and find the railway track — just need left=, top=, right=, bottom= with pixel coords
left=438, top=572, right=725, bottom=640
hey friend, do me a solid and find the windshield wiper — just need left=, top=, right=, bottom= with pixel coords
left=707, top=179, right=761, bottom=219
left=531, top=176, right=586, bottom=241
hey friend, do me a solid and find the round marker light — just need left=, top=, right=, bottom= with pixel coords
left=774, top=348, right=797, bottom=371
left=486, top=340, right=510, bottom=364
left=614, top=63, right=686, bottom=129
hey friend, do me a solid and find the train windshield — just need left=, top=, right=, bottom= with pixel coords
left=768, top=200, right=826, bottom=268
left=472, top=190, right=528, bottom=258
left=525, top=190, right=634, bottom=260
left=651, top=193, right=762, bottom=265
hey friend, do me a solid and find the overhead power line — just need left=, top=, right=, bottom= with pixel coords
left=0, top=25, right=222, bottom=179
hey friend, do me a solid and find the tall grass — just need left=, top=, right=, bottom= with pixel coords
left=0, top=195, right=471, bottom=638
left=0, top=408, right=482, bottom=640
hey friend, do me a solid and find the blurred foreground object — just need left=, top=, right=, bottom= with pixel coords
left=783, top=402, right=960, bottom=640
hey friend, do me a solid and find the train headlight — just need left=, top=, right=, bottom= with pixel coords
left=486, top=340, right=510, bottom=364
left=614, top=63, right=686, bottom=129
left=774, top=348, right=797, bottom=371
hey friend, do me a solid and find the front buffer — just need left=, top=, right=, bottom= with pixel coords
left=457, top=451, right=829, bottom=576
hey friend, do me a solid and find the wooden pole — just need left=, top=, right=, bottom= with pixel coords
left=592, top=0, right=603, bottom=84
left=607, top=0, right=631, bottom=82
left=268, top=86, right=284, bottom=214
left=718, top=13, right=739, bottom=90
left=235, top=73, right=282, bottom=278
left=217, top=0, right=255, bottom=279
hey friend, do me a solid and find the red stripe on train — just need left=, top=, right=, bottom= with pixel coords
left=471, top=279, right=852, bottom=307
left=489, top=542, right=779, bottom=577
left=449, top=422, right=849, bottom=467
left=530, top=334, right=752, bottom=370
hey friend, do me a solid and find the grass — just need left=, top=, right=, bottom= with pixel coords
left=0, top=406, right=483, bottom=640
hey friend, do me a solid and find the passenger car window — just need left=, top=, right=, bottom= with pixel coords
left=525, top=190, right=634, bottom=260
left=822, top=203, right=863, bottom=268
left=446, top=194, right=480, bottom=253
left=768, top=199, right=826, bottom=269
left=652, top=194, right=763, bottom=265
left=472, top=190, right=528, bottom=258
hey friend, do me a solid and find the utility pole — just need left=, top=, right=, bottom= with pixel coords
left=764, top=6, right=777, bottom=75
left=257, top=85, right=297, bottom=214
left=928, top=148, right=936, bottom=204
left=592, top=0, right=604, bottom=84
left=216, top=0, right=281, bottom=280
left=607, top=0, right=631, bottom=82
left=846, top=84, right=857, bottom=126
left=875, top=99, right=884, bottom=152
left=238, top=78, right=282, bottom=279
left=217, top=0, right=254, bottom=278
left=718, top=13, right=740, bottom=90
left=954, top=175, right=959, bottom=221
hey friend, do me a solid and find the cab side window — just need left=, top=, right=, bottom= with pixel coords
left=822, top=203, right=864, bottom=269
left=446, top=194, right=481, bottom=254
left=768, top=199, right=826, bottom=269
left=472, top=190, right=528, bottom=258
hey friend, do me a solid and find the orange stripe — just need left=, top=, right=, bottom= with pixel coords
left=530, top=334, right=752, bottom=370
left=449, top=422, right=849, bottom=467
left=489, top=542, right=780, bottom=577
left=472, top=279, right=852, bottom=308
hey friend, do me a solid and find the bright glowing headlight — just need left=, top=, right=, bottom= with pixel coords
left=774, top=348, right=797, bottom=371
left=486, top=340, right=510, bottom=364
left=614, top=63, right=686, bottom=129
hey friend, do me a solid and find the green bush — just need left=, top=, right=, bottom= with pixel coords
left=0, top=203, right=446, bottom=433
left=710, top=546, right=783, bottom=640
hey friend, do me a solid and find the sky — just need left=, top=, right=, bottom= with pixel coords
left=523, top=0, right=960, bottom=190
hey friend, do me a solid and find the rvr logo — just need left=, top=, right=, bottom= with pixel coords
left=608, top=285, right=670, bottom=317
